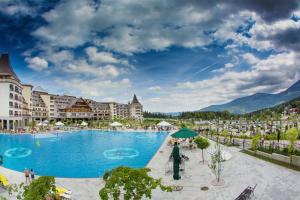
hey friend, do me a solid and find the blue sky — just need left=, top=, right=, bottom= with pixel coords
left=0, top=0, right=300, bottom=112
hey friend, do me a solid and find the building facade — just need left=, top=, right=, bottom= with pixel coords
left=0, top=54, right=23, bottom=130
left=0, top=53, right=143, bottom=129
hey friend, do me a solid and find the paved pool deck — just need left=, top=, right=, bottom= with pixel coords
left=1, top=136, right=300, bottom=200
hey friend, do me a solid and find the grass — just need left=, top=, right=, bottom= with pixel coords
left=241, top=149, right=300, bottom=172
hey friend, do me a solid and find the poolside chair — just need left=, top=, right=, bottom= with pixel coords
left=0, top=174, right=9, bottom=189
left=56, top=186, right=72, bottom=200
left=235, top=184, right=257, bottom=200
left=165, top=161, right=172, bottom=175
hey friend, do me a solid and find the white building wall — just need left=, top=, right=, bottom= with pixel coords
left=0, top=83, right=9, bottom=117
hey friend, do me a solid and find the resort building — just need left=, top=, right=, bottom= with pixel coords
left=0, top=53, right=23, bottom=130
left=87, top=100, right=112, bottom=120
left=0, top=53, right=143, bottom=129
left=129, top=94, right=143, bottom=121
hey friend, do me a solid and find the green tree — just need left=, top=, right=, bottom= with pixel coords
left=28, top=120, right=36, bottom=132
left=3, top=176, right=59, bottom=200
left=251, top=135, right=260, bottom=155
left=99, top=167, right=172, bottom=200
left=194, top=137, right=210, bottom=164
left=286, top=128, right=299, bottom=164
left=221, top=130, right=229, bottom=144
left=22, top=176, right=58, bottom=200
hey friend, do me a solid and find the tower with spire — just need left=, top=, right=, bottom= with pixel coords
left=129, top=94, right=143, bottom=121
left=0, top=53, right=24, bottom=130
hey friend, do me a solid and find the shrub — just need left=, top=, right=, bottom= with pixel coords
left=100, top=167, right=172, bottom=200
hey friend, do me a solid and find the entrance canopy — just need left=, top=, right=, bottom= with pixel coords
left=110, top=122, right=123, bottom=127
left=55, top=121, right=64, bottom=126
left=157, top=121, right=172, bottom=127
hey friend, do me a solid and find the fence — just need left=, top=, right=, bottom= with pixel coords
left=198, top=132, right=300, bottom=151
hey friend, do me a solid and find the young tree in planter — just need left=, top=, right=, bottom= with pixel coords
left=194, top=137, right=210, bottom=164
left=221, top=130, right=229, bottom=144
left=209, top=143, right=224, bottom=185
left=286, top=128, right=299, bottom=164
left=251, top=135, right=260, bottom=155
left=99, top=167, right=172, bottom=200
left=28, top=120, right=36, bottom=132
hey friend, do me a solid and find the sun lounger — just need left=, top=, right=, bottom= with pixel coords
left=56, top=186, right=72, bottom=200
left=0, top=174, right=9, bottom=189
left=235, top=184, right=257, bottom=200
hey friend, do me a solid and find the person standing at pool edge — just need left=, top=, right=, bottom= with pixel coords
left=30, top=169, right=35, bottom=181
left=24, top=168, right=30, bottom=185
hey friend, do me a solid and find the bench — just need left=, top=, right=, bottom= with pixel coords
left=235, top=184, right=257, bottom=200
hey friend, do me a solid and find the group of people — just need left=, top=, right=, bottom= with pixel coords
left=24, top=168, right=35, bottom=185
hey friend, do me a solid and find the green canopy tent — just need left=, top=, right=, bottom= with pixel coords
left=171, top=128, right=198, bottom=139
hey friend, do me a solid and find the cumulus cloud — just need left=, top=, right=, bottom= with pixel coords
left=2, top=0, right=300, bottom=112
left=0, top=0, right=35, bottom=16
left=85, top=47, right=118, bottom=64
left=243, top=53, right=260, bottom=65
left=148, top=86, right=161, bottom=91
left=29, top=0, right=300, bottom=55
left=64, top=60, right=120, bottom=78
left=56, top=78, right=131, bottom=97
left=171, top=51, right=300, bottom=111
left=25, top=57, right=49, bottom=71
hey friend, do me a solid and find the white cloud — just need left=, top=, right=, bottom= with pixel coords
left=31, top=0, right=215, bottom=54
left=148, top=86, right=161, bottom=91
left=85, top=47, right=118, bottom=64
left=64, top=60, right=120, bottom=78
left=48, top=50, right=74, bottom=65
left=243, top=53, right=260, bottom=65
left=142, top=51, right=300, bottom=112
left=0, top=0, right=34, bottom=16
left=57, top=78, right=131, bottom=97
left=25, top=57, right=49, bottom=71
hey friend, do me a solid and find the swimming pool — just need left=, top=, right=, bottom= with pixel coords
left=0, top=130, right=168, bottom=178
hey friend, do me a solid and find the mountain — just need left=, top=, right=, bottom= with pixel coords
left=244, top=96, right=300, bottom=117
left=200, top=80, right=300, bottom=114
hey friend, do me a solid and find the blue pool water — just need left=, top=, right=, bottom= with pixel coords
left=0, top=130, right=168, bottom=178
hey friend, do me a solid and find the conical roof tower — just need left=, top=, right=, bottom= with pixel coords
left=131, top=94, right=140, bottom=104
left=0, top=53, right=20, bottom=82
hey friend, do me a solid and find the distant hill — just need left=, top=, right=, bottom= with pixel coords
left=244, top=96, right=300, bottom=118
left=200, top=80, right=300, bottom=114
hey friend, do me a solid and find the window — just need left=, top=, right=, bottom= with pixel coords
left=9, top=102, right=13, bottom=107
left=9, top=110, right=13, bottom=116
left=9, top=93, right=13, bottom=99
left=10, top=84, right=14, bottom=91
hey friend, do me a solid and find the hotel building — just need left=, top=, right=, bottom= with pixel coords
left=0, top=53, right=143, bottom=130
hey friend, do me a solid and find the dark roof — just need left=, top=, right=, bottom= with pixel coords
left=132, top=94, right=140, bottom=104
left=0, top=53, right=20, bottom=82
left=33, top=86, right=48, bottom=93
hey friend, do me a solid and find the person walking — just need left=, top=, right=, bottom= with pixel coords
left=30, top=169, right=35, bottom=181
left=24, top=168, right=30, bottom=185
